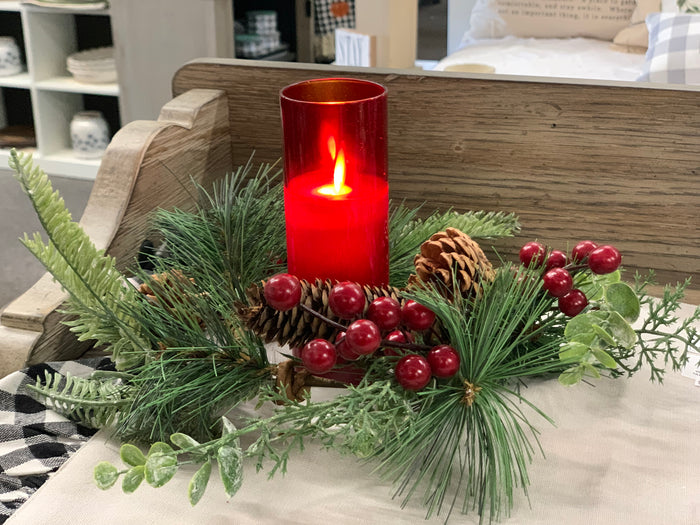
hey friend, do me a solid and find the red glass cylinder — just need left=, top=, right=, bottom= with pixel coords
left=280, top=78, right=389, bottom=286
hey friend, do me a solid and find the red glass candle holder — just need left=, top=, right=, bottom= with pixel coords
left=280, top=78, right=389, bottom=286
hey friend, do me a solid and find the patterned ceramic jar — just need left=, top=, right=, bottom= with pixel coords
left=0, top=36, right=23, bottom=76
left=70, top=111, right=110, bottom=159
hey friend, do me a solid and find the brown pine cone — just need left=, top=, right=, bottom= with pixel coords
left=138, top=269, right=206, bottom=329
left=240, top=279, right=405, bottom=350
left=412, top=227, right=495, bottom=299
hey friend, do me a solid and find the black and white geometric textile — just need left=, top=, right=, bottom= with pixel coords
left=314, top=0, right=355, bottom=36
left=0, top=358, right=112, bottom=524
left=313, top=0, right=356, bottom=61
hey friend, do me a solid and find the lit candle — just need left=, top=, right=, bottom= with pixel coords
left=280, top=78, right=389, bottom=286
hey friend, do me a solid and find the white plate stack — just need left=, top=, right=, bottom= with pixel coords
left=66, top=46, right=117, bottom=84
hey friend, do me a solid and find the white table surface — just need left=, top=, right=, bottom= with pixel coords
left=7, top=306, right=700, bottom=525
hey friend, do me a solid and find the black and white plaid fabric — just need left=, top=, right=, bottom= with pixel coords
left=314, top=0, right=355, bottom=36
left=0, top=358, right=112, bottom=524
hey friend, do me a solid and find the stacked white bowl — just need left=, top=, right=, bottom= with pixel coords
left=66, top=46, right=116, bottom=84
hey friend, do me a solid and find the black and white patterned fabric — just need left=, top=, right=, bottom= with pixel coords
left=0, top=358, right=112, bottom=524
left=314, top=0, right=355, bottom=36
left=313, top=0, right=356, bottom=61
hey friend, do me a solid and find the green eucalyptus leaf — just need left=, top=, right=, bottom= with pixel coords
left=558, top=366, right=585, bottom=386
left=171, top=433, right=201, bottom=451
left=148, top=441, right=174, bottom=456
left=218, top=445, right=243, bottom=498
left=188, top=460, right=212, bottom=506
left=94, top=461, right=119, bottom=490
left=122, top=465, right=145, bottom=493
left=592, top=324, right=616, bottom=346
left=564, top=314, right=594, bottom=341
left=559, top=342, right=589, bottom=361
left=582, top=362, right=602, bottom=379
left=120, top=444, right=146, bottom=467
left=592, top=348, right=618, bottom=369
left=605, top=311, right=638, bottom=349
left=144, top=453, right=178, bottom=488
left=569, top=331, right=596, bottom=345
left=605, top=282, right=640, bottom=322
left=564, top=311, right=606, bottom=341
left=579, top=270, right=621, bottom=301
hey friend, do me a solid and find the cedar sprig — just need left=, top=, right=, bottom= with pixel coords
left=612, top=273, right=700, bottom=382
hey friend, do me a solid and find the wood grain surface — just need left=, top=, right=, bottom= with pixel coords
left=174, top=60, right=699, bottom=302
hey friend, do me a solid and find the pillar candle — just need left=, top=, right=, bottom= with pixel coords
left=280, top=78, right=389, bottom=286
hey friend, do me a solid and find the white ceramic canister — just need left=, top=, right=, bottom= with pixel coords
left=0, top=36, right=23, bottom=76
left=70, top=111, right=110, bottom=159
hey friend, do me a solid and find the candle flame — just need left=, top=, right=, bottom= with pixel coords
left=318, top=146, right=351, bottom=196
left=333, top=149, right=346, bottom=193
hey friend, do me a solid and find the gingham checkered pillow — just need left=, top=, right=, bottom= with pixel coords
left=638, top=12, right=700, bottom=83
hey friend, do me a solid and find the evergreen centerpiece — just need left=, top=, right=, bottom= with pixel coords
left=9, top=150, right=699, bottom=523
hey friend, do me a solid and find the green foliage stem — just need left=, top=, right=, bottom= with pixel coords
left=9, top=149, right=148, bottom=369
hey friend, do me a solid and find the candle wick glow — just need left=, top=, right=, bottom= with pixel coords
left=318, top=148, right=351, bottom=196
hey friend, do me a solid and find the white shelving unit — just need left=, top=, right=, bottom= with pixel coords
left=0, top=1, right=119, bottom=179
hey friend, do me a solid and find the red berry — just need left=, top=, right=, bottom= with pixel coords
left=545, top=250, right=568, bottom=270
left=519, top=241, right=546, bottom=268
left=401, top=300, right=436, bottom=331
left=395, top=354, right=432, bottom=391
left=558, top=289, right=588, bottom=317
left=383, top=330, right=411, bottom=356
left=264, top=273, right=301, bottom=311
left=571, top=240, right=598, bottom=263
left=587, top=245, right=621, bottom=275
left=334, top=333, right=360, bottom=361
left=328, top=282, right=366, bottom=319
left=427, top=345, right=460, bottom=378
left=367, top=297, right=401, bottom=331
left=542, top=268, right=573, bottom=298
left=301, top=339, right=337, bottom=374
left=345, top=319, right=381, bottom=356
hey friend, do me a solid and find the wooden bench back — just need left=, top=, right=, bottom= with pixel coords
left=174, top=59, right=700, bottom=300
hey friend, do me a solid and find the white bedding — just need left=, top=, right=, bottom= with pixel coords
left=434, top=36, right=647, bottom=82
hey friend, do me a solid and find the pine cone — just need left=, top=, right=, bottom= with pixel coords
left=240, top=279, right=405, bottom=349
left=138, top=269, right=206, bottom=329
left=412, top=227, right=495, bottom=299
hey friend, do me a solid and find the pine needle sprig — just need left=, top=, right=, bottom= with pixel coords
left=9, top=149, right=149, bottom=370
left=154, top=159, right=286, bottom=305
left=27, top=370, right=135, bottom=429
left=389, top=204, right=519, bottom=287
left=368, top=269, right=573, bottom=523
left=115, top=349, right=270, bottom=444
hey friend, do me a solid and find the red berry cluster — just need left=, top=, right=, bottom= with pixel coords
left=262, top=274, right=461, bottom=391
left=518, top=240, right=621, bottom=317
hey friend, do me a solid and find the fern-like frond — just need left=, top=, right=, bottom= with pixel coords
left=9, top=149, right=149, bottom=369
left=389, top=204, right=520, bottom=287
left=27, top=370, right=135, bottom=429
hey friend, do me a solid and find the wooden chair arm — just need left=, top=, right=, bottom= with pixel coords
left=0, top=88, right=233, bottom=377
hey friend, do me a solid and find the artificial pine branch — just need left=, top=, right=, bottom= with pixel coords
left=153, top=160, right=286, bottom=304
left=9, top=149, right=149, bottom=370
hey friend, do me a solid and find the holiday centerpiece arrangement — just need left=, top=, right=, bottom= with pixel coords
left=8, top=77, right=699, bottom=523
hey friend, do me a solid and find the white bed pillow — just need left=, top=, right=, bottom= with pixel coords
left=638, top=12, right=700, bottom=83
left=466, top=0, right=637, bottom=41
